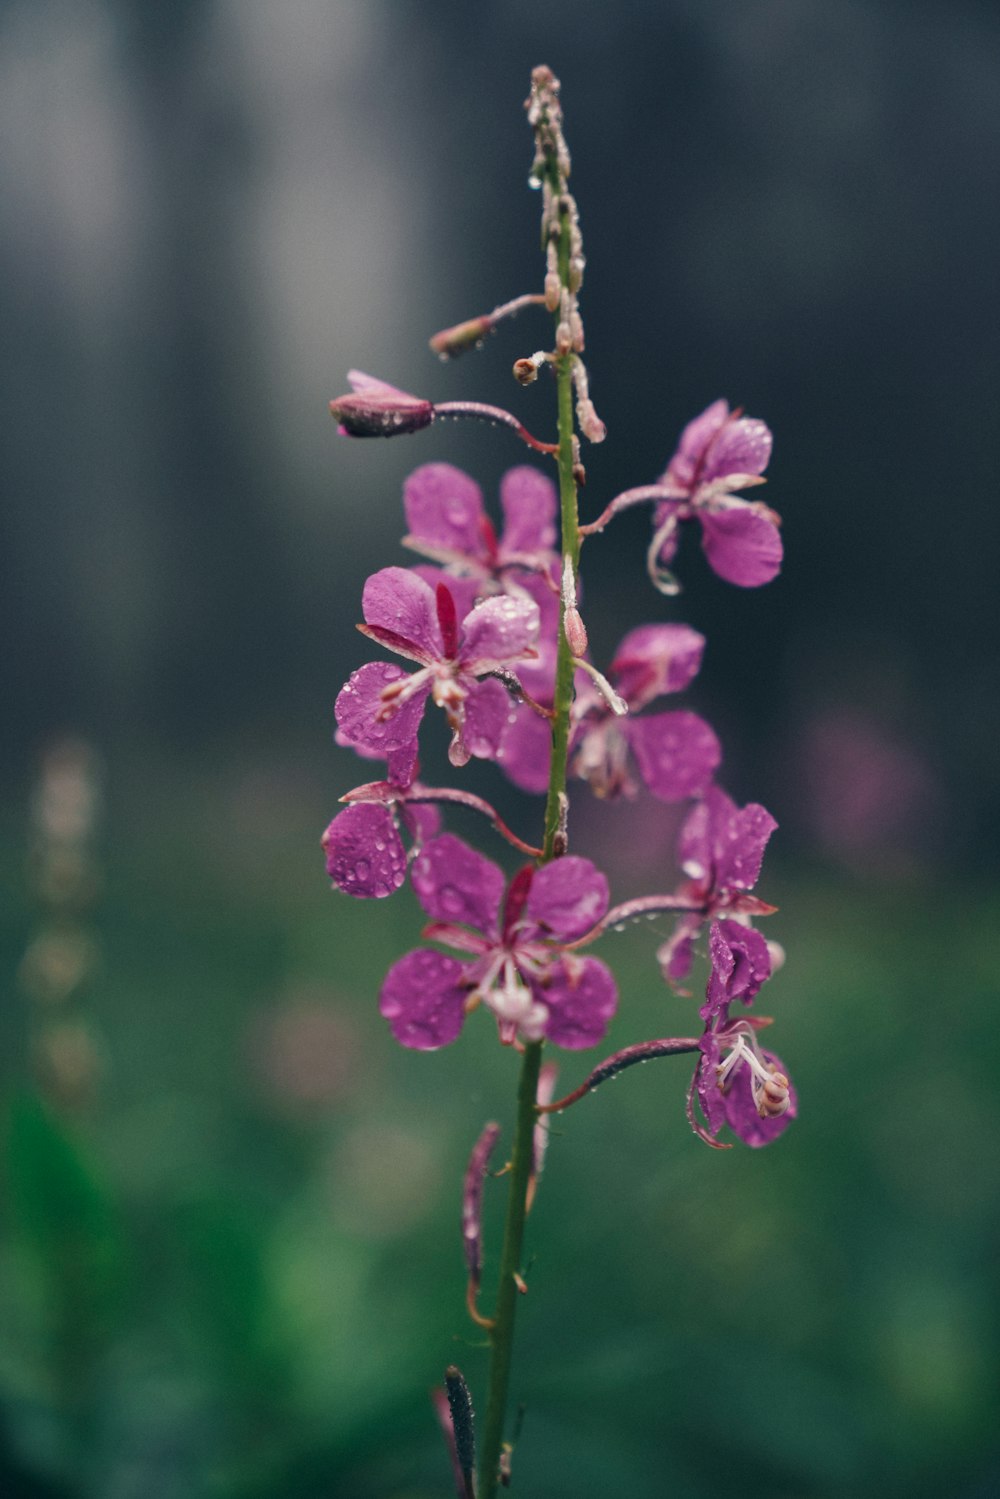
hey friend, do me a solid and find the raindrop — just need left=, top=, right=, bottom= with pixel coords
left=528, top=174, right=542, bottom=190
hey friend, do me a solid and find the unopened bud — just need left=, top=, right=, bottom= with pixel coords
left=330, top=374, right=434, bottom=438
left=428, top=316, right=492, bottom=361
left=513, top=358, right=538, bottom=386
left=556, top=321, right=573, bottom=355
left=565, top=606, right=588, bottom=657
left=544, top=270, right=561, bottom=312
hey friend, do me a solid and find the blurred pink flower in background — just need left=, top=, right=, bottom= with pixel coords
left=797, top=710, right=941, bottom=874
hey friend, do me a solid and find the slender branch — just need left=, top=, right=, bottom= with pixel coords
left=477, top=1039, right=543, bottom=1498
left=477, top=67, right=582, bottom=1499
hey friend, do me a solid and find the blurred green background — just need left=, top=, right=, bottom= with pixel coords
left=2, top=2, right=998, bottom=1496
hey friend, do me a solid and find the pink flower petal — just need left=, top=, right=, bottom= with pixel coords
left=362, top=567, right=444, bottom=659
left=526, top=857, right=610, bottom=941
left=462, top=677, right=512, bottom=760
left=702, top=416, right=772, bottom=483
left=537, top=958, right=617, bottom=1050
left=335, top=661, right=429, bottom=759
left=702, top=919, right=772, bottom=1019
left=498, top=466, right=558, bottom=557
left=410, top=834, right=505, bottom=935
left=322, top=803, right=408, bottom=898
left=699, top=505, right=782, bottom=587
left=610, top=623, right=706, bottom=709
left=661, top=400, right=730, bottom=491
left=403, top=463, right=488, bottom=563
left=379, top=948, right=468, bottom=1050
left=720, top=1047, right=797, bottom=1147
left=497, top=705, right=552, bottom=794
left=626, top=710, right=721, bottom=802
left=459, top=594, right=540, bottom=671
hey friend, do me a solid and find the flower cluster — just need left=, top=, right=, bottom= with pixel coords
left=324, top=428, right=794, bottom=1148
left=325, top=66, right=799, bottom=1497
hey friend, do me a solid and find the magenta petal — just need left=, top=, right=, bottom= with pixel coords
left=717, top=798, right=779, bottom=891
left=462, top=677, right=511, bottom=760
left=379, top=949, right=468, bottom=1050
left=657, top=912, right=702, bottom=986
left=702, top=416, right=772, bottom=483
left=696, top=1033, right=728, bottom=1136
left=626, top=711, right=721, bottom=802
left=497, top=705, right=552, bottom=794
left=721, top=1047, right=797, bottom=1147
left=403, top=463, right=487, bottom=562
left=362, top=567, right=444, bottom=658
left=699, top=505, right=783, bottom=587
left=322, top=803, right=407, bottom=898
left=410, top=834, right=505, bottom=935
left=498, top=466, right=558, bottom=556
left=537, top=957, right=617, bottom=1050
left=702, top=918, right=772, bottom=1019
left=335, top=661, right=429, bottom=757
left=611, top=624, right=706, bottom=708
left=662, top=400, right=730, bottom=491
left=459, top=594, right=539, bottom=671
left=526, top=857, right=610, bottom=941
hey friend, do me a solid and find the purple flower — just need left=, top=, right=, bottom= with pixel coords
left=336, top=567, right=540, bottom=770
left=684, top=916, right=795, bottom=1148
left=652, top=401, right=781, bottom=591
left=378, top=834, right=617, bottom=1050
left=581, top=400, right=782, bottom=594
left=499, top=622, right=721, bottom=801
left=657, top=786, right=778, bottom=986
left=401, top=462, right=559, bottom=588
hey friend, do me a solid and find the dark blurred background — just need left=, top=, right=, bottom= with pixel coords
left=1, top=2, right=998, bottom=1496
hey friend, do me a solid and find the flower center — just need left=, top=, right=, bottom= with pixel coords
left=715, top=1031, right=790, bottom=1119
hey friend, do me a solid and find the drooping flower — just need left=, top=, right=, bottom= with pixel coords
left=336, top=567, right=540, bottom=770
left=401, top=462, right=559, bottom=589
left=580, top=400, right=782, bottom=593
left=657, top=785, right=778, bottom=985
left=688, top=917, right=796, bottom=1148
left=499, top=622, right=721, bottom=800
left=378, top=834, right=617, bottom=1051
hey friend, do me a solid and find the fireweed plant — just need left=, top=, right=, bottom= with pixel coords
left=323, top=68, right=795, bottom=1497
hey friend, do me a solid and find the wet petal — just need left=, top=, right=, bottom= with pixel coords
left=526, top=857, right=610, bottom=941
left=721, top=1047, right=797, bottom=1147
left=699, top=505, right=782, bottom=587
left=537, top=958, right=617, bottom=1050
left=335, top=661, right=429, bottom=759
left=362, top=567, right=444, bottom=659
left=403, top=463, right=488, bottom=563
left=379, top=948, right=468, bottom=1050
left=411, top=566, right=482, bottom=622
left=498, top=466, right=558, bottom=556
left=611, top=624, right=706, bottom=709
left=410, top=833, right=505, bottom=935
left=702, top=416, right=772, bottom=484
left=497, top=705, right=552, bottom=794
left=678, top=786, right=777, bottom=892
left=459, top=594, right=540, bottom=671
left=695, top=1032, right=728, bottom=1137
left=657, top=912, right=703, bottom=986
left=702, top=919, right=772, bottom=1019
left=462, top=677, right=512, bottom=760
left=627, top=710, right=721, bottom=802
left=660, top=400, right=730, bottom=491
left=322, top=803, right=407, bottom=898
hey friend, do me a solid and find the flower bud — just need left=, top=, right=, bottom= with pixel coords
left=512, top=358, right=538, bottom=386
left=428, top=316, right=493, bottom=361
left=329, top=372, right=435, bottom=437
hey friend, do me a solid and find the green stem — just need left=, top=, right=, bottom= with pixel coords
left=477, top=1038, right=543, bottom=1498
left=477, top=166, right=580, bottom=1499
